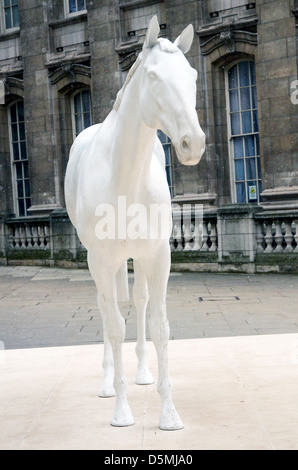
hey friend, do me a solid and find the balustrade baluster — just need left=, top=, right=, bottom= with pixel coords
left=293, top=220, right=298, bottom=252
left=264, top=221, right=273, bottom=253
left=208, top=221, right=217, bottom=251
left=274, top=220, right=283, bottom=252
left=201, top=221, right=209, bottom=252
left=284, top=220, right=293, bottom=252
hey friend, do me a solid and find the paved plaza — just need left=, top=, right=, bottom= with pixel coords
left=1, top=265, right=298, bottom=450
left=0, top=265, right=298, bottom=349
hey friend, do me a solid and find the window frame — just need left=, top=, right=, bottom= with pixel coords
left=225, top=59, right=262, bottom=204
left=157, top=130, right=174, bottom=198
left=70, top=88, right=92, bottom=140
left=0, top=0, right=20, bottom=33
left=63, top=0, right=87, bottom=18
left=8, top=100, right=31, bottom=218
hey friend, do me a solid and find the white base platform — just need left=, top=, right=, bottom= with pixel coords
left=2, top=334, right=298, bottom=450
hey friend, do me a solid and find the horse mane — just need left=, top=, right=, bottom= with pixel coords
left=113, top=38, right=179, bottom=111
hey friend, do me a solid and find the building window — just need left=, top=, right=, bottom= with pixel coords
left=71, top=89, right=92, bottom=139
left=157, top=130, right=174, bottom=197
left=9, top=101, right=31, bottom=217
left=226, top=60, right=262, bottom=204
left=2, top=0, right=19, bottom=30
left=65, top=0, right=86, bottom=16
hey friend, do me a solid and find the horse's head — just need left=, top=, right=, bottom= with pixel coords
left=140, top=16, right=205, bottom=166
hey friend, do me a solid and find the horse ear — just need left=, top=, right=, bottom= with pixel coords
left=174, top=24, right=194, bottom=54
left=143, top=15, right=160, bottom=50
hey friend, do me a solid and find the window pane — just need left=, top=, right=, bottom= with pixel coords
left=13, top=142, right=19, bottom=160
left=69, top=0, right=76, bottom=13
left=257, top=157, right=261, bottom=179
left=235, top=159, right=245, bottom=181
left=5, top=8, right=12, bottom=29
left=75, top=114, right=83, bottom=135
left=245, top=135, right=255, bottom=156
left=25, top=198, right=31, bottom=212
left=74, top=94, right=82, bottom=114
left=231, top=113, right=241, bottom=135
left=19, top=122, right=25, bottom=141
left=228, top=65, right=238, bottom=89
left=246, top=158, right=257, bottom=180
left=4, top=0, right=11, bottom=6
left=229, top=89, right=239, bottom=112
left=253, top=110, right=259, bottom=133
left=233, top=137, right=244, bottom=158
left=252, top=86, right=257, bottom=109
left=236, top=182, right=246, bottom=203
left=10, top=104, right=17, bottom=123
left=82, top=90, right=90, bottom=113
left=25, top=179, right=30, bottom=198
left=23, top=161, right=29, bottom=179
left=164, top=145, right=172, bottom=166
left=18, top=198, right=25, bottom=217
left=11, top=123, right=18, bottom=142
left=20, top=141, right=27, bottom=159
left=157, top=130, right=167, bottom=144
left=83, top=112, right=91, bottom=129
left=17, top=180, right=24, bottom=198
left=256, top=134, right=260, bottom=155
left=12, top=5, right=19, bottom=27
left=242, top=112, right=252, bottom=134
left=247, top=182, right=258, bottom=201
left=240, top=87, right=251, bottom=111
left=78, top=0, right=85, bottom=11
left=250, top=61, right=256, bottom=85
left=16, top=162, right=22, bottom=179
left=239, top=61, right=249, bottom=87
left=17, top=101, right=24, bottom=121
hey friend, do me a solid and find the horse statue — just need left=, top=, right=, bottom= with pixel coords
left=65, top=16, right=205, bottom=431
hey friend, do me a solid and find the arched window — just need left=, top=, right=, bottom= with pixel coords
left=226, top=60, right=262, bottom=204
left=157, top=130, right=174, bottom=197
left=71, top=89, right=92, bottom=139
left=8, top=100, right=31, bottom=217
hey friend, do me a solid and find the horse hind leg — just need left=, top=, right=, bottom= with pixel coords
left=143, top=245, right=183, bottom=431
left=133, top=260, right=154, bottom=385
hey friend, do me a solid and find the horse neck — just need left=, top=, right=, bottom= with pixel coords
left=111, top=66, right=156, bottom=197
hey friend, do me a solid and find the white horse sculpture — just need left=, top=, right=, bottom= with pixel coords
left=65, top=16, right=205, bottom=430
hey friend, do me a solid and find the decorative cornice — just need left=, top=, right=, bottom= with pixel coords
left=48, top=63, right=91, bottom=86
left=119, top=0, right=163, bottom=11
left=200, top=28, right=257, bottom=56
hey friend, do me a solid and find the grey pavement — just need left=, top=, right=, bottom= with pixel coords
left=0, top=265, right=298, bottom=350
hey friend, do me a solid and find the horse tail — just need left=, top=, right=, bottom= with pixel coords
left=116, top=261, right=129, bottom=302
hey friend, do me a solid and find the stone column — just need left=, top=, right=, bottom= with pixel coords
left=217, top=205, right=260, bottom=272
left=87, top=1, right=120, bottom=123
left=256, top=0, right=298, bottom=209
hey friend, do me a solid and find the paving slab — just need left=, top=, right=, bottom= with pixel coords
left=1, top=335, right=298, bottom=450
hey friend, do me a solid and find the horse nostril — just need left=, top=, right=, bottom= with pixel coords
left=181, top=136, right=191, bottom=153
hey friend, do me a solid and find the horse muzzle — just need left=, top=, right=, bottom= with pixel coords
left=176, top=132, right=206, bottom=166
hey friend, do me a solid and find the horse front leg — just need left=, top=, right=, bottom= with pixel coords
left=97, top=293, right=115, bottom=398
left=88, top=255, right=134, bottom=427
left=143, top=244, right=183, bottom=431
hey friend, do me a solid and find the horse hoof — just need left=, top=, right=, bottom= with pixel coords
left=111, top=406, right=135, bottom=427
left=136, top=368, right=154, bottom=385
left=98, top=386, right=116, bottom=398
left=159, top=408, right=184, bottom=431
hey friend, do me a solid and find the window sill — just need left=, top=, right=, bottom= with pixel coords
left=49, top=12, right=87, bottom=29
left=0, top=27, right=20, bottom=41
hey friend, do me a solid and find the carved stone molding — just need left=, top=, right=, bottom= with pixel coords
left=200, top=29, right=257, bottom=56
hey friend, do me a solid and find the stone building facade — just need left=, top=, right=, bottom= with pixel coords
left=0, top=0, right=297, bottom=273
